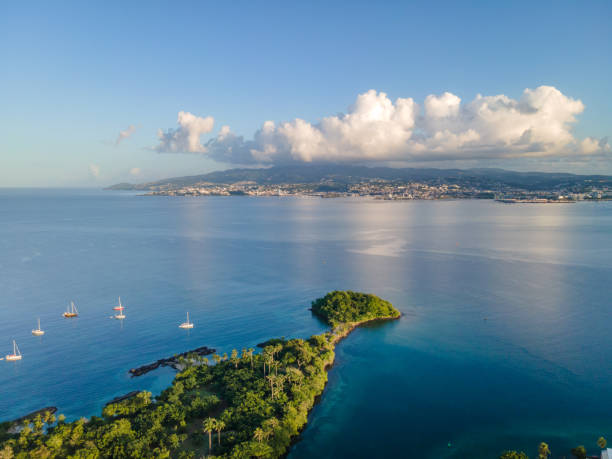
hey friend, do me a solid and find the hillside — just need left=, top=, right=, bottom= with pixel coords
left=106, top=165, right=612, bottom=192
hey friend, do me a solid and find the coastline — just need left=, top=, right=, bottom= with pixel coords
left=0, top=292, right=401, bottom=458
left=327, top=313, right=402, bottom=346
left=283, top=312, right=402, bottom=457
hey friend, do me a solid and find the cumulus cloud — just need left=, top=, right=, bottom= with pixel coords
left=155, top=111, right=214, bottom=153
left=115, top=125, right=137, bottom=145
left=158, top=86, right=610, bottom=164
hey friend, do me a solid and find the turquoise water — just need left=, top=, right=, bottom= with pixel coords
left=1, top=190, right=611, bottom=458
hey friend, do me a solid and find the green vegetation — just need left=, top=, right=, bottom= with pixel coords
left=311, top=290, right=400, bottom=327
left=498, top=442, right=550, bottom=459
left=598, top=436, right=607, bottom=449
left=0, top=291, right=398, bottom=458
left=570, top=445, right=587, bottom=459
left=501, top=435, right=611, bottom=459
left=538, top=442, right=551, bottom=459
left=499, top=452, right=529, bottom=459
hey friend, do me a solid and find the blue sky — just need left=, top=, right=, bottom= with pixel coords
left=1, top=1, right=611, bottom=186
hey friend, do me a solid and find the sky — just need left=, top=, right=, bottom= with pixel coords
left=1, top=1, right=611, bottom=187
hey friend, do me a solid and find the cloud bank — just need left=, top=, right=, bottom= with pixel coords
left=156, top=86, right=610, bottom=164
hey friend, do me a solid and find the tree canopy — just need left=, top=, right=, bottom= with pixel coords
left=311, top=290, right=400, bottom=326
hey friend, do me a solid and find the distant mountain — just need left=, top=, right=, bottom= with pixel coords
left=105, top=165, right=612, bottom=191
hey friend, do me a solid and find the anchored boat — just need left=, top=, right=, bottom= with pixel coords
left=179, top=312, right=194, bottom=329
left=5, top=340, right=22, bottom=361
left=63, top=301, right=79, bottom=318
left=32, top=318, right=45, bottom=336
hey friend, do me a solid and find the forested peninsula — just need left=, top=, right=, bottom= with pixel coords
left=0, top=291, right=400, bottom=458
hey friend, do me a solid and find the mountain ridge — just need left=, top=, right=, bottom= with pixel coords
left=105, top=165, right=612, bottom=191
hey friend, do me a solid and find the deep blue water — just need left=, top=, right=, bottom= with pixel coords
left=1, top=190, right=611, bottom=458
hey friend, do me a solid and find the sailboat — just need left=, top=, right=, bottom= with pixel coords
left=5, top=340, right=22, bottom=361
left=63, top=301, right=79, bottom=318
left=179, top=312, right=194, bottom=329
left=32, top=318, right=45, bottom=336
left=113, top=297, right=124, bottom=311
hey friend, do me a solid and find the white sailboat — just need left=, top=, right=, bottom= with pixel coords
left=63, top=301, right=78, bottom=318
left=179, top=312, right=194, bottom=329
left=5, top=340, right=22, bottom=361
left=32, top=318, right=45, bottom=336
left=114, top=305, right=126, bottom=320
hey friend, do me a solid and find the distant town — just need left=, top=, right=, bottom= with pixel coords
left=107, top=165, right=612, bottom=203
left=143, top=180, right=610, bottom=202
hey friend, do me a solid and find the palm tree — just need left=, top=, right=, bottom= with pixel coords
left=266, top=375, right=275, bottom=399
left=599, top=437, right=608, bottom=449
left=263, top=352, right=273, bottom=377
left=222, top=352, right=228, bottom=361
left=215, top=419, right=225, bottom=446
left=275, top=374, right=286, bottom=397
left=273, top=343, right=283, bottom=359
left=203, top=417, right=217, bottom=453
left=0, top=445, right=14, bottom=459
left=253, top=427, right=266, bottom=443
left=231, top=349, right=239, bottom=368
left=538, top=442, right=551, bottom=459
left=248, top=348, right=254, bottom=369
left=202, top=357, right=209, bottom=367
left=263, top=417, right=279, bottom=438
left=213, top=354, right=221, bottom=365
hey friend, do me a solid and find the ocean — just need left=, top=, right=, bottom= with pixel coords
left=1, top=189, right=611, bottom=458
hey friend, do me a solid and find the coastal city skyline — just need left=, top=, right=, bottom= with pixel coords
left=2, top=1, right=612, bottom=187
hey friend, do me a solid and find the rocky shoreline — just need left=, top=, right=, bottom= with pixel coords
left=128, top=345, right=216, bottom=377
left=104, top=391, right=141, bottom=406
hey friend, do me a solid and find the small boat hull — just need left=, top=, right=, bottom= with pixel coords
left=32, top=330, right=45, bottom=336
left=6, top=355, right=22, bottom=361
left=63, top=313, right=78, bottom=318
left=179, top=323, right=194, bottom=329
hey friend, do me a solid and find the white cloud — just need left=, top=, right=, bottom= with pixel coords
left=156, top=111, right=214, bottom=153
left=161, top=86, right=610, bottom=165
left=129, top=167, right=142, bottom=176
left=88, top=164, right=100, bottom=178
left=424, top=92, right=461, bottom=118
left=115, top=125, right=137, bottom=145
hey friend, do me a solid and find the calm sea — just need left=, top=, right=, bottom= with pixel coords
left=1, top=189, right=611, bottom=458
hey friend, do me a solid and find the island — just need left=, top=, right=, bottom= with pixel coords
left=0, top=291, right=400, bottom=458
